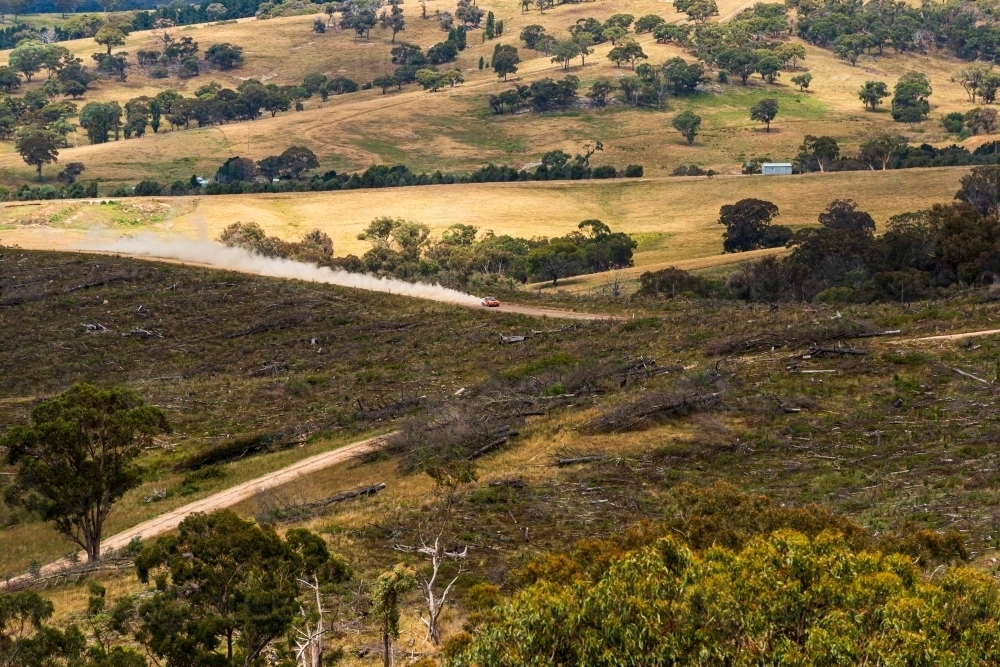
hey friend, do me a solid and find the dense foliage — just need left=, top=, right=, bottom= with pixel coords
left=219, top=217, right=635, bottom=288
left=53, top=0, right=264, bottom=39
left=640, top=168, right=1000, bottom=304
left=450, top=528, right=993, bottom=666
left=2, top=383, right=170, bottom=563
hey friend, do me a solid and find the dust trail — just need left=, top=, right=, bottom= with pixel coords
left=77, top=233, right=483, bottom=306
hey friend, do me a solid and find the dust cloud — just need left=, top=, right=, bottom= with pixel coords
left=78, top=234, right=484, bottom=306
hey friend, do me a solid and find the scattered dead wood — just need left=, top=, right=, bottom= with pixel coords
left=708, top=319, right=881, bottom=354
left=66, top=268, right=139, bottom=293
left=489, top=477, right=525, bottom=488
left=262, top=483, right=386, bottom=524
left=177, top=430, right=305, bottom=470
left=374, top=403, right=525, bottom=471
left=801, top=344, right=869, bottom=358
left=610, top=356, right=684, bottom=380
left=779, top=397, right=819, bottom=413
left=358, top=395, right=425, bottom=422
left=500, top=335, right=526, bottom=344
left=248, top=361, right=288, bottom=377
left=122, top=328, right=163, bottom=339
left=555, top=455, right=606, bottom=466
left=854, top=329, right=902, bottom=338
left=2, top=557, right=134, bottom=593
left=585, top=391, right=722, bottom=434
left=467, top=426, right=518, bottom=460
left=953, top=368, right=992, bottom=386
left=364, top=320, right=419, bottom=332
left=80, top=323, right=108, bottom=334
left=227, top=314, right=312, bottom=338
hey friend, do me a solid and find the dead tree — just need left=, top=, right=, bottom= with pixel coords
left=294, top=574, right=327, bottom=667
left=417, top=535, right=467, bottom=644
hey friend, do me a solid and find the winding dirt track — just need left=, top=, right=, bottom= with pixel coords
left=2, top=433, right=389, bottom=588
left=99, top=433, right=389, bottom=552
left=84, top=250, right=616, bottom=321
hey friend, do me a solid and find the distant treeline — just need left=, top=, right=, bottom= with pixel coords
left=0, top=24, right=35, bottom=51
left=0, top=152, right=643, bottom=202
left=640, top=165, right=1000, bottom=304
left=738, top=136, right=1000, bottom=177
left=100, top=149, right=644, bottom=199
left=51, top=0, right=264, bottom=40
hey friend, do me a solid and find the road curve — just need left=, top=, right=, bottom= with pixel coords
left=2, top=433, right=388, bottom=588
left=79, top=249, right=617, bottom=321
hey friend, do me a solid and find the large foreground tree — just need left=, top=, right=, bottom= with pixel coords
left=2, top=383, right=171, bottom=563
left=133, top=511, right=339, bottom=667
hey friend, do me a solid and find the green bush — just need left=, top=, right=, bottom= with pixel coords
left=450, top=530, right=987, bottom=666
left=943, top=111, right=965, bottom=133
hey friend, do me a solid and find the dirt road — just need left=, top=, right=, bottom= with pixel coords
left=80, top=248, right=616, bottom=321
left=905, top=328, right=1000, bottom=342
left=2, top=433, right=388, bottom=588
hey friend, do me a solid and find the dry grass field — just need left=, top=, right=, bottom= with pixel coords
left=0, top=0, right=987, bottom=185
left=0, top=166, right=969, bottom=274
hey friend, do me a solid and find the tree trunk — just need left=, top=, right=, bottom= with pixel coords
left=84, top=519, right=101, bottom=562
left=382, top=628, right=390, bottom=667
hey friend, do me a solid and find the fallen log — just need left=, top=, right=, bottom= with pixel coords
left=489, top=477, right=526, bottom=488
left=467, top=429, right=519, bottom=460
left=305, top=483, right=386, bottom=509
left=268, top=483, right=387, bottom=524
left=803, top=345, right=869, bottom=358
left=555, top=455, right=606, bottom=466
left=854, top=329, right=902, bottom=338
left=953, top=368, right=992, bottom=386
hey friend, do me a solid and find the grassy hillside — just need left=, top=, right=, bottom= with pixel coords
left=0, top=167, right=968, bottom=278
left=7, top=250, right=1000, bottom=662
left=0, top=0, right=988, bottom=185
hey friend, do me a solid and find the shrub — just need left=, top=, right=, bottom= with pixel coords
left=178, top=56, right=199, bottom=78
left=133, top=179, right=163, bottom=196
left=149, top=66, right=169, bottom=79
left=592, top=165, right=617, bottom=179
left=636, top=266, right=718, bottom=298
left=943, top=111, right=965, bottom=133
left=671, top=164, right=706, bottom=176
left=204, top=42, right=244, bottom=70
left=327, top=76, right=358, bottom=94
left=624, top=164, right=644, bottom=177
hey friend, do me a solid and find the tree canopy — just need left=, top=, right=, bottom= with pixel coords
left=132, top=510, right=340, bottom=667
left=719, top=198, right=790, bottom=252
left=2, top=383, right=170, bottom=562
left=449, top=529, right=997, bottom=666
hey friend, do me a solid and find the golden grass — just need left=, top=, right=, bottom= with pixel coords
left=0, top=0, right=988, bottom=185
left=0, top=166, right=968, bottom=273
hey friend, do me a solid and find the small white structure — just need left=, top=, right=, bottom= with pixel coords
left=761, top=162, right=793, bottom=176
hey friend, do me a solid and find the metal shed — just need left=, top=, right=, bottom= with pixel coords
left=761, top=163, right=793, bottom=176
